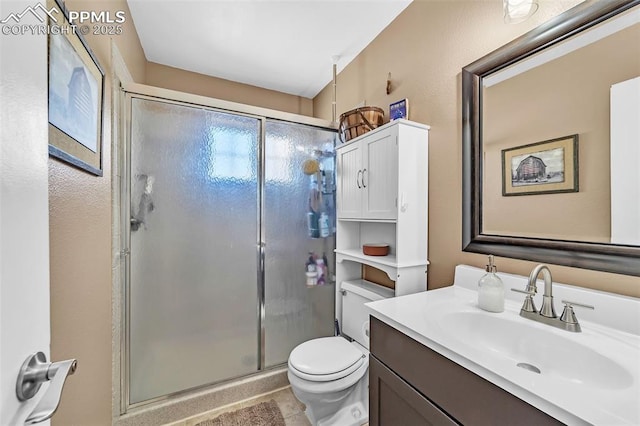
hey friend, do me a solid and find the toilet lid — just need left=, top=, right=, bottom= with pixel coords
left=289, top=337, right=364, bottom=380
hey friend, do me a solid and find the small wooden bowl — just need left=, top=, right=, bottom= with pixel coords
left=362, top=243, right=390, bottom=256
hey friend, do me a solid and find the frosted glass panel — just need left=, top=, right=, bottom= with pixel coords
left=264, top=120, right=336, bottom=367
left=129, top=98, right=259, bottom=403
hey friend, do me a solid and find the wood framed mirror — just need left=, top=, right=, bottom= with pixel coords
left=462, top=0, right=640, bottom=277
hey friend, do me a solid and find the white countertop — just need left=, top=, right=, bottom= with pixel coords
left=366, top=265, right=640, bottom=425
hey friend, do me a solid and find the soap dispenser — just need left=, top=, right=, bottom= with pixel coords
left=478, top=255, right=504, bottom=313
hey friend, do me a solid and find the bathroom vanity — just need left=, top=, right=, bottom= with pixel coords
left=369, top=317, right=560, bottom=425
left=366, top=265, right=640, bottom=425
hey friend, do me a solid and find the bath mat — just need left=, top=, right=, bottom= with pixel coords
left=194, top=399, right=285, bottom=426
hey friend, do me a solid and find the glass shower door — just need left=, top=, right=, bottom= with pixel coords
left=128, top=97, right=260, bottom=403
left=263, top=120, right=336, bottom=367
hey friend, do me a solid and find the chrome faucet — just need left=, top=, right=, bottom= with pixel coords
left=532, top=264, right=557, bottom=318
left=512, top=264, right=594, bottom=332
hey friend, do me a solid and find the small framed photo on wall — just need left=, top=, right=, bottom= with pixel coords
left=389, top=98, right=409, bottom=121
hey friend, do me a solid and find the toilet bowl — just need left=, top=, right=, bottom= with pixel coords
left=288, top=336, right=369, bottom=426
left=287, top=280, right=394, bottom=426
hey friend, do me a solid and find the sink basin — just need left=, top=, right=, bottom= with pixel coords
left=437, top=311, right=634, bottom=390
left=366, top=265, right=640, bottom=425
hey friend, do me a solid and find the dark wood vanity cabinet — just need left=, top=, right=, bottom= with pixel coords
left=369, top=317, right=563, bottom=426
left=370, top=355, right=457, bottom=425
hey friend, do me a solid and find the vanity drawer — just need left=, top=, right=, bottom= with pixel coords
left=370, top=355, right=457, bottom=426
left=370, top=316, right=562, bottom=426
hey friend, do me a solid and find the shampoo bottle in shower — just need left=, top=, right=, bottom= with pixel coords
left=315, top=258, right=326, bottom=285
left=305, top=253, right=317, bottom=287
left=307, top=174, right=320, bottom=238
left=319, top=211, right=330, bottom=238
left=478, top=255, right=504, bottom=313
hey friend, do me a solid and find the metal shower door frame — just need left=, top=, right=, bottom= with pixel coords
left=119, top=82, right=335, bottom=412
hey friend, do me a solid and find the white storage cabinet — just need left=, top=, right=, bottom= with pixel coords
left=335, top=119, right=429, bottom=327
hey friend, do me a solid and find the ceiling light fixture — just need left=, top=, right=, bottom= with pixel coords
left=503, top=0, right=539, bottom=24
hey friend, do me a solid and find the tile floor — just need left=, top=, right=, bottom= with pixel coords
left=166, top=386, right=311, bottom=426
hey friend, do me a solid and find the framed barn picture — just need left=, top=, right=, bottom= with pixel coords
left=501, top=135, right=579, bottom=196
left=47, top=0, right=104, bottom=176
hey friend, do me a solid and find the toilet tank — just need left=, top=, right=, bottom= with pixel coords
left=341, top=279, right=394, bottom=349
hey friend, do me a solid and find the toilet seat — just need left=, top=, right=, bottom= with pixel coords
left=288, top=337, right=365, bottom=382
left=287, top=356, right=368, bottom=396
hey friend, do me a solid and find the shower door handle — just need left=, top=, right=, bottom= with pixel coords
left=16, top=352, right=77, bottom=424
left=130, top=217, right=144, bottom=231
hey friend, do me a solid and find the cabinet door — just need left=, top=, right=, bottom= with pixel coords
left=362, top=131, right=398, bottom=220
left=336, top=141, right=363, bottom=219
left=370, top=356, right=457, bottom=426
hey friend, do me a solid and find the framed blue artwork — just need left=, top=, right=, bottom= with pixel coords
left=389, top=98, right=409, bottom=121
left=48, top=0, right=104, bottom=176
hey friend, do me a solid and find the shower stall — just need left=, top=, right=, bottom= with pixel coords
left=122, top=90, right=336, bottom=407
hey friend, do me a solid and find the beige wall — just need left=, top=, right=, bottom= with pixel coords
left=483, top=24, right=640, bottom=243
left=49, top=1, right=145, bottom=425
left=146, top=61, right=314, bottom=116
left=313, top=0, right=640, bottom=297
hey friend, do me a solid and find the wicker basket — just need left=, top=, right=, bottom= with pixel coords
left=339, top=106, right=385, bottom=143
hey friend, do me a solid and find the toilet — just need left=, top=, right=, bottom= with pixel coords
left=287, top=280, right=393, bottom=426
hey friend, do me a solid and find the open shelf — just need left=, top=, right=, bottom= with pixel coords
left=338, top=218, right=397, bottom=224
left=336, top=249, right=398, bottom=268
left=335, top=249, right=429, bottom=269
left=335, top=249, right=430, bottom=282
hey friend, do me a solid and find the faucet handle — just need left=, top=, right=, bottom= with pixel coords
left=561, top=300, right=595, bottom=310
left=511, top=288, right=535, bottom=296
left=560, top=300, right=594, bottom=327
left=511, top=288, right=537, bottom=313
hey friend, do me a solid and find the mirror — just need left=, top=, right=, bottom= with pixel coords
left=462, top=0, right=640, bottom=276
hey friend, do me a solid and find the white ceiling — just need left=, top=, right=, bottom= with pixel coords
left=127, top=0, right=412, bottom=98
